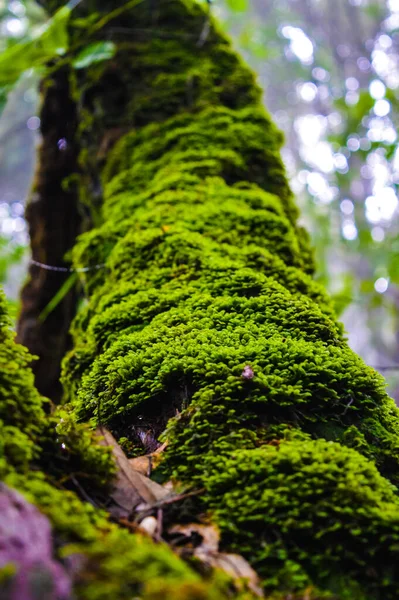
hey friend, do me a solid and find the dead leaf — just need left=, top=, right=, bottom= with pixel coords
left=168, top=523, right=263, bottom=597
left=128, top=441, right=168, bottom=476
left=205, top=552, right=263, bottom=597
left=96, top=426, right=169, bottom=519
left=129, top=455, right=151, bottom=476
left=154, top=441, right=168, bottom=454
left=168, top=523, right=219, bottom=552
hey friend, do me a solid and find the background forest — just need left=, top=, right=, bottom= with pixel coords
left=2, top=0, right=399, bottom=399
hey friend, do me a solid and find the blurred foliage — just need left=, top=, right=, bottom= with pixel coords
left=0, top=0, right=116, bottom=321
left=0, top=234, right=25, bottom=320
left=0, top=236, right=24, bottom=283
left=218, top=0, right=399, bottom=397
left=0, top=0, right=46, bottom=113
left=72, top=40, right=116, bottom=69
left=0, top=5, right=69, bottom=94
left=0, top=1, right=118, bottom=117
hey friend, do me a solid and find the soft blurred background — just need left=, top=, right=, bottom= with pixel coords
left=1, top=0, right=399, bottom=399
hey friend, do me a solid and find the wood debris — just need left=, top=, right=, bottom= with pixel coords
left=168, top=523, right=263, bottom=597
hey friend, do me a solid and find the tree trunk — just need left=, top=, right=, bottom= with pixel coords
left=16, top=66, right=81, bottom=402
left=3, top=0, right=399, bottom=598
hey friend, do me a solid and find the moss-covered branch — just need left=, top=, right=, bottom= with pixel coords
left=3, top=0, right=399, bottom=597
left=1, top=290, right=247, bottom=599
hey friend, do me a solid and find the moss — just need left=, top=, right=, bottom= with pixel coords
left=0, top=288, right=252, bottom=599
left=68, top=528, right=243, bottom=600
left=15, top=0, right=399, bottom=596
left=0, top=286, right=114, bottom=508
left=102, top=107, right=294, bottom=221
left=3, top=473, right=241, bottom=600
left=206, top=439, right=399, bottom=599
left=68, top=261, right=398, bottom=482
left=0, top=289, right=46, bottom=452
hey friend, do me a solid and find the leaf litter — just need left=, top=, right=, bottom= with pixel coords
left=96, top=426, right=263, bottom=596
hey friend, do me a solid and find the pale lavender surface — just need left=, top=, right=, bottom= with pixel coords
left=0, top=483, right=72, bottom=600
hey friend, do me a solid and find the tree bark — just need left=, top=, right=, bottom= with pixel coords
left=16, top=66, right=81, bottom=402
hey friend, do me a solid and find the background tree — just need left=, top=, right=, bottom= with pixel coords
left=220, top=0, right=399, bottom=397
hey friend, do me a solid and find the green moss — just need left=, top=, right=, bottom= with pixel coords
left=15, top=0, right=399, bottom=596
left=0, top=287, right=251, bottom=599
left=0, top=286, right=114, bottom=505
left=4, top=472, right=241, bottom=600
left=102, top=106, right=295, bottom=222
left=68, top=261, right=399, bottom=484
left=206, top=438, right=399, bottom=599
left=68, top=527, right=242, bottom=600
left=0, top=288, right=46, bottom=455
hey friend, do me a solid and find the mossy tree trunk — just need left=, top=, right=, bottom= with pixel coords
left=16, top=67, right=81, bottom=402
left=6, top=0, right=399, bottom=598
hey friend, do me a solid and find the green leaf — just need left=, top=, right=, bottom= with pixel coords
left=39, top=272, right=78, bottom=322
left=0, top=87, right=9, bottom=116
left=0, top=5, right=71, bottom=112
left=72, top=41, right=116, bottom=69
left=238, top=26, right=272, bottom=59
left=35, top=5, right=70, bottom=57
left=226, top=0, right=248, bottom=12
